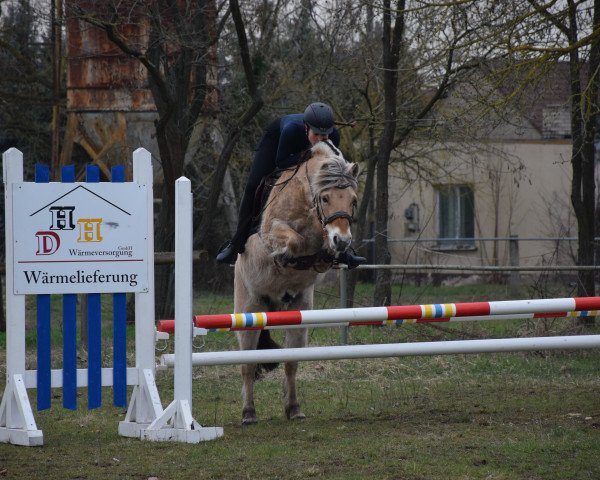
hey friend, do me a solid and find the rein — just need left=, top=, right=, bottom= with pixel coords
left=278, top=249, right=337, bottom=271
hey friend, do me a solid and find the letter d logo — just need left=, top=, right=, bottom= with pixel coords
left=36, top=231, right=61, bottom=255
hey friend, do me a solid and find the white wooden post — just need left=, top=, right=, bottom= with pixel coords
left=143, top=176, right=223, bottom=442
left=0, top=148, right=43, bottom=446
left=119, top=148, right=165, bottom=438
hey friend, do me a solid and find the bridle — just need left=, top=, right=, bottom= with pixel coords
left=313, top=191, right=355, bottom=228
left=306, top=161, right=355, bottom=230
left=273, top=142, right=357, bottom=271
left=280, top=176, right=355, bottom=271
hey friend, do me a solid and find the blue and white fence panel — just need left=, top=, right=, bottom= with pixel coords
left=0, top=148, right=197, bottom=446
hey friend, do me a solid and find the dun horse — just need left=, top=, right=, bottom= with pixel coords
left=234, top=141, right=360, bottom=424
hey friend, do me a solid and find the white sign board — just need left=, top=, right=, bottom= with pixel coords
left=13, top=182, right=149, bottom=294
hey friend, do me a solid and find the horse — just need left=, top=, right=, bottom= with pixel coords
left=233, top=140, right=360, bottom=424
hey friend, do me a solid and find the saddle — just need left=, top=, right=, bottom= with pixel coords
left=249, top=153, right=310, bottom=234
left=249, top=171, right=280, bottom=235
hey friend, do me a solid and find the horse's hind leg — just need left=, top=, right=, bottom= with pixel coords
left=236, top=330, right=261, bottom=425
left=283, top=328, right=307, bottom=420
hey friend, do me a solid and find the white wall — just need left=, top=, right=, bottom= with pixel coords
left=386, top=140, right=574, bottom=268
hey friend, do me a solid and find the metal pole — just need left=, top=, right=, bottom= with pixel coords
left=351, top=264, right=600, bottom=271
left=339, top=268, right=348, bottom=345
left=159, top=335, right=600, bottom=367
left=509, top=235, right=521, bottom=295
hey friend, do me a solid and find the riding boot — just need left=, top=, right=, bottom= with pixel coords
left=338, top=250, right=367, bottom=270
left=216, top=240, right=239, bottom=264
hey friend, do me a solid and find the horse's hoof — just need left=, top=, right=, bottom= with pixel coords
left=289, top=411, right=306, bottom=421
left=241, top=416, right=258, bottom=426
left=285, top=405, right=306, bottom=421
left=242, top=408, right=258, bottom=425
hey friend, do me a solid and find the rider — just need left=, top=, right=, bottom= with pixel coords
left=216, top=101, right=367, bottom=268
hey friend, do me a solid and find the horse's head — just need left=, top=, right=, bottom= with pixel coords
left=308, top=142, right=359, bottom=256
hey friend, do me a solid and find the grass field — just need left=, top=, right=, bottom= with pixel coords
left=1, top=282, right=599, bottom=479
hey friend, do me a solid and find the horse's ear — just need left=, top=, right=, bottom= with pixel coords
left=349, top=162, right=359, bottom=178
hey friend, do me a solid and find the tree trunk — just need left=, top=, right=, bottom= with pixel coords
left=373, top=0, right=405, bottom=306
left=373, top=157, right=392, bottom=305
left=568, top=1, right=598, bottom=305
left=347, top=153, right=376, bottom=307
left=347, top=4, right=377, bottom=307
left=154, top=183, right=176, bottom=318
left=195, top=0, right=263, bottom=247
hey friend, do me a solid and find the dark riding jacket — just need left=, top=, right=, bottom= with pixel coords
left=272, top=114, right=340, bottom=169
left=230, top=113, right=340, bottom=252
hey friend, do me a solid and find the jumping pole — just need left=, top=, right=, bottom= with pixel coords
left=159, top=335, right=600, bottom=368
left=156, top=298, right=600, bottom=333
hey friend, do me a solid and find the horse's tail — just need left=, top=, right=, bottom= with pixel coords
left=255, top=330, right=280, bottom=379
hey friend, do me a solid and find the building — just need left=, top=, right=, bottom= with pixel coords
left=62, top=1, right=159, bottom=181
left=388, top=63, right=580, bottom=272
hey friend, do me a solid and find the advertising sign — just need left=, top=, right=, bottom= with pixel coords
left=13, top=182, right=149, bottom=294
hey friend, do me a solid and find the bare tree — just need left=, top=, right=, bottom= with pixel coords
left=66, top=0, right=263, bottom=316
left=501, top=0, right=600, bottom=303
left=371, top=0, right=406, bottom=306
left=0, top=0, right=53, bottom=163
left=342, top=1, right=520, bottom=305
left=0, top=0, right=55, bottom=331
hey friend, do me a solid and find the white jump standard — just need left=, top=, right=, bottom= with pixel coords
left=142, top=177, right=222, bottom=442
left=0, top=148, right=220, bottom=447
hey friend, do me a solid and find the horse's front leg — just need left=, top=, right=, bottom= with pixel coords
left=236, top=330, right=261, bottom=425
left=283, top=328, right=308, bottom=420
left=264, top=221, right=305, bottom=262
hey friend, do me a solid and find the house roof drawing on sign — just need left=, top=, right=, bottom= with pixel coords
left=29, top=185, right=132, bottom=217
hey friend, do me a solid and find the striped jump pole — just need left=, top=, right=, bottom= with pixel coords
left=156, top=309, right=598, bottom=334
left=155, top=297, right=600, bottom=333
left=158, top=295, right=600, bottom=369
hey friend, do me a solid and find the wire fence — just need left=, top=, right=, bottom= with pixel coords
left=358, top=234, right=598, bottom=277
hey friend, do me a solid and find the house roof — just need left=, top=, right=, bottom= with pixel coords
left=485, top=60, right=573, bottom=136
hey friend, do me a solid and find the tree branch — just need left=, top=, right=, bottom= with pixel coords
left=229, top=0, right=259, bottom=96
left=194, top=0, right=264, bottom=244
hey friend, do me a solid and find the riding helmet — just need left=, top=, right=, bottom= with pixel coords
left=304, top=102, right=335, bottom=135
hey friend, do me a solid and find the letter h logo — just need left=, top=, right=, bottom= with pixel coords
left=77, top=218, right=103, bottom=243
left=49, top=206, right=76, bottom=230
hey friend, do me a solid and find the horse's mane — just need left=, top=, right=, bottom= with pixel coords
left=309, top=142, right=358, bottom=195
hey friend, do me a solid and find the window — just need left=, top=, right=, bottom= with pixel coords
left=436, top=185, right=475, bottom=248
